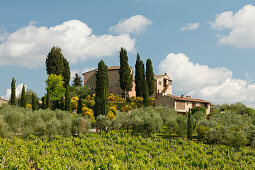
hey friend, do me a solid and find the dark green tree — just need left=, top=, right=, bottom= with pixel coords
left=143, top=81, right=150, bottom=106
left=46, top=93, right=50, bottom=109
left=77, top=96, right=83, bottom=114
left=72, top=73, right=82, bottom=87
left=32, top=93, right=38, bottom=111
left=187, top=109, right=193, bottom=140
left=119, top=47, right=133, bottom=98
left=146, top=59, right=155, bottom=96
left=135, top=53, right=144, bottom=97
left=62, top=57, right=71, bottom=87
left=94, top=60, right=109, bottom=119
left=46, top=46, right=70, bottom=87
left=20, top=84, right=26, bottom=108
left=41, top=95, right=46, bottom=109
left=10, top=78, right=16, bottom=106
left=60, top=96, right=65, bottom=110
left=65, top=86, right=71, bottom=112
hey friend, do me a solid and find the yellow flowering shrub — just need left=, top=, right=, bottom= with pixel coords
left=107, top=110, right=115, bottom=120
left=26, top=104, right=32, bottom=109
left=82, top=105, right=95, bottom=120
left=135, top=97, right=144, bottom=108
left=149, top=98, right=156, bottom=106
left=108, top=94, right=125, bottom=103
left=109, top=106, right=117, bottom=115
left=71, top=97, right=79, bottom=110
left=120, top=104, right=132, bottom=112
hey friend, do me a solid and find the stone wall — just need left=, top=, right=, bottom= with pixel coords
left=154, top=96, right=175, bottom=108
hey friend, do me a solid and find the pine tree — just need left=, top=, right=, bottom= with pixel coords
left=32, top=93, right=38, bottom=111
left=20, top=84, right=26, bottom=108
left=46, top=46, right=70, bottom=87
left=10, top=78, right=16, bottom=106
left=94, top=60, right=109, bottom=119
left=119, top=47, right=133, bottom=98
left=187, top=109, right=193, bottom=140
left=72, top=73, right=82, bottom=87
left=65, top=86, right=71, bottom=112
left=146, top=59, right=155, bottom=96
left=135, top=53, right=144, bottom=97
left=77, top=96, right=83, bottom=114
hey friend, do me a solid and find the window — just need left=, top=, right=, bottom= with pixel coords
left=159, top=81, right=162, bottom=85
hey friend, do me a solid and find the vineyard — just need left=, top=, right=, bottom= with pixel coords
left=0, top=132, right=255, bottom=169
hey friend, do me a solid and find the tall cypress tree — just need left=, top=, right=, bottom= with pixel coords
left=77, top=96, right=83, bottom=114
left=119, top=47, right=133, bottom=98
left=41, top=95, right=46, bottom=110
left=94, top=60, right=109, bottom=119
left=72, top=73, right=82, bottom=87
left=143, top=81, right=150, bottom=106
left=146, top=59, right=155, bottom=96
left=32, top=93, right=38, bottom=111
left=65, top=86, right=71, bottom=112
left=187, top=109, right=193, bottom=140
left=135, top=53, right=144, bottom=97
left=20, top=84, right=26, bottom=108
left=62, top=57, right=71, bottom=87
left=46, top=93, right=50, bottom=109
left=10, top=78, right=16, bottom=106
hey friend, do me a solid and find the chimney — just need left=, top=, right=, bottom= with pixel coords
left=186, top=96, right=191, bottom=98
left=181, top=94, right=184, bottom=98
left=164, top=73, right=167, bottom=75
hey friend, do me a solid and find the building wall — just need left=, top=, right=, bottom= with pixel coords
left=0, top=99, right=8, bottom=107
left=83, top=69, right=136, bottom=97
left=152, top=76, right=172, bottom=98
left=154, top=96, right=175, bottom=108
left=176, top=101, right=210, bottom=114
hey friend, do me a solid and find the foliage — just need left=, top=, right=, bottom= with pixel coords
left=135, top=53, right=144, bottom=97
left=187, top=110, right=193, bottom=140
left=31, top=93, right=38, bottom=111
left=65, top=86, right=71, bottom=112
left=72, top=73, right=82, bottom=87
left=20, top=85, right=26, bottom=108
left=77, top=97, right=83, bottom=114
left=146, top=59, right=154, bottom=96
left=10, top=77, right=16, bottom=105
left=95, top=115, right=110, bottom=132
left=69, top=85, right=93, bottom=98
left=94, top=60, right=109, bottom=118
left=82, top=105, right=95, bottom=121
left=119, top=47, right=133, bottom=98
left=46, top=46, right=70, bottom=87
left=45, top=74, right=66, bottom=101
left=0, top=105, right=90, bottom=138
left=191, top=106, right=206, bottom=114
left=143, top=80, right=150, bottom=106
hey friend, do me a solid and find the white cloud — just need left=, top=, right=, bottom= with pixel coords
left=109, top=15, right=152, bottom=35
left=211, top=4, right=255, bottom=48
left=158, top=53, right=255, bottom=106
left=0, top=20, right=136, bottom=68
left=2, top=84, right=27, bottom=100
left=0, top=28, right=9, bottom=42
left=180, top=23, right=200, bottom=31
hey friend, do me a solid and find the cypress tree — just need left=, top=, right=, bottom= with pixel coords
left=46, top=93, right=50, bottom=109
left=94, top=60, right=109, bottom=118
left=62, top=58, right=71, bottom=87
left=187, top=109, right=193, bottom=140
left=72, top=73, right=82, bottom=87
left=146, top=59, right=155, bottom=96
left=135, top=53, right=144, bottom=97
left=41, top=95, right=46, bottom=109
left=119, top=47, right=133, bottom=98
left=60, top=96, right=65, bottom=110
left=77, top=96, right=83, bottom=114
left=65, top=86, right=71, bottom=112
left=10, top=78, right=16, bottom=106
left=143, top=81, right=150, bottom=106
left=32, top=93, right=38, bottom=111
left=20, top=84, right=26, bottom=108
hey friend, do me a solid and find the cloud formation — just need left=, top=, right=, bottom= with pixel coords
left=211, top=4, right=255, bottom=48
left=0, top=20, right=135, bottom=68
left=2, top=84, right=26, bottom=100
left=180, top=23, right=200, bottom=31
left=109, top=15, right=152, bottom=35
left=158, top=53, right=255, bottom=106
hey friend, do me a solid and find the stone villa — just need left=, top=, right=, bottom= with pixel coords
left=83, top=66, right=210, bottom=114
left=0, top=97, right=8, bottom=107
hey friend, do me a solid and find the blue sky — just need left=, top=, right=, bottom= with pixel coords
left=1, top=0, right=255, bottom=106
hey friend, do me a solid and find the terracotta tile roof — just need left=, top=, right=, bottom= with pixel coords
left=83, top=66, right=133, bottom=75
left=154, top=74, right=172, bottom=80
left=167, top=94, right=210, bottom=103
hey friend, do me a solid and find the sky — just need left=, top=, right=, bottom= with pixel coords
left=1, top=0, right=255, bottom=107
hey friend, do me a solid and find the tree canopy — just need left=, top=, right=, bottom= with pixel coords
left=45, top=74, right=66, bottom=101
left=72, top=73, right=82, bottom=87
